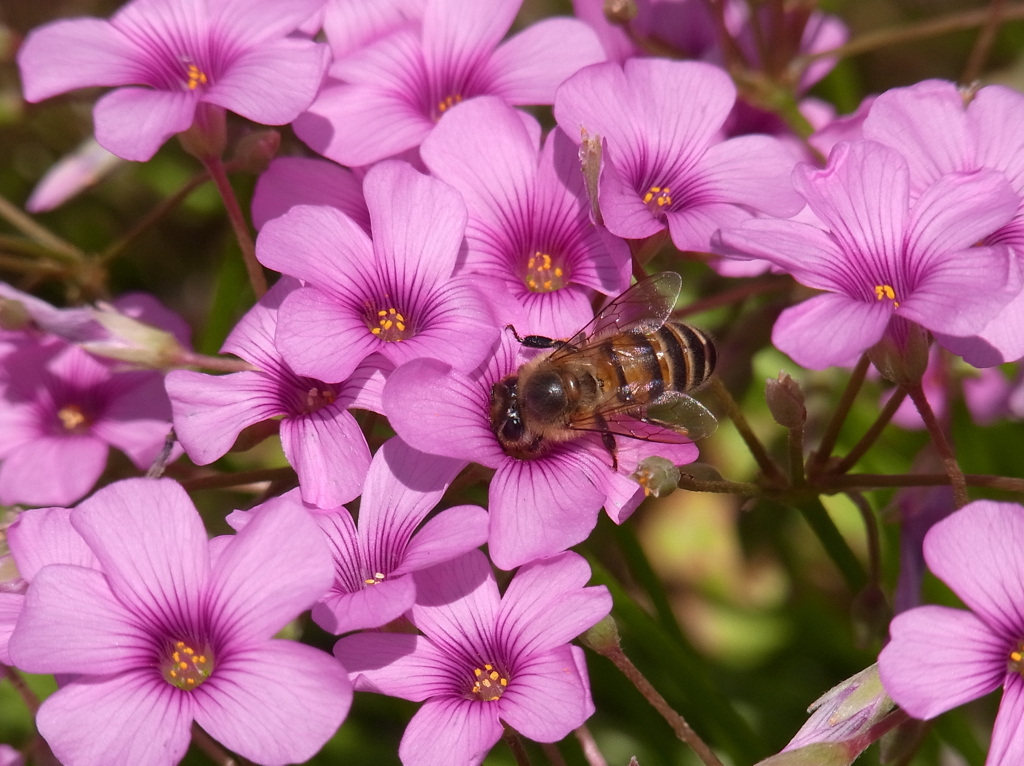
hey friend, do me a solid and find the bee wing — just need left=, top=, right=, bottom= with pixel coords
left=553, top=272, right=682, bottom=358
left=568, top=391, right=718, bottom=444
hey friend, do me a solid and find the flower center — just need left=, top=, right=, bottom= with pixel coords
left=57, top=404, right=90, bottom=433
left=184, top=62, right=209, bottom=91
left=469, top=663, right=509, bottom=701
left=435, top=94, right=463, bottom=119
left=643, top=185, right=673, bottom=213
left=524, top=252, right=566, bottom=293
left=162, top=640, right=213, bottom=691
left=1009, top=642, right=1024, bottom=676
left=369, top=307, right=413, bottom=342
left=305, top=386, right=338, bottom=412
left=363, top=571, right=386, bottom=586
left=874, top=284, right=900, bottom=308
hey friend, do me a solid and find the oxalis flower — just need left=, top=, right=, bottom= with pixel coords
left=8, top=478, right=352, bottom=766
left=384, top=334, right=698, bottom=569
left=878, top=500, right=1024, bottom=765
left=716, top=140, right=1022, bottom=370
left=17, top=0, right=331, bottom=161
left=420, top=96, right=631, bottom=338
left=335, top=549, right=612, bottom=766
left=166, top=277, right=387, bottom=509
left=256, top=159, right=498, bottom=383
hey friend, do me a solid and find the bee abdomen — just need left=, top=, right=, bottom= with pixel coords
left=656, top=322, right=716, bottom=391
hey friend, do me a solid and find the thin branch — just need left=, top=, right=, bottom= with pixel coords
left=905, top=383, right=967, bottom=508
left=574, top=725, right=609, bottom=766
left=962, top=0, right=1009, bottom=83
left=4, top=665, right=40, bottom=714
left=671, top=274, right=790, bottom=319
left=504, top=728, right=533, bottom=766
left=179, top=467, right=296, bottom=492
left=0, top=193, right=83, bottom=263
left=708, top=377, right=787, bottom=485
left=808, top=355, right=870, bottom=474
left=201, top=156, right=266, bottom=298
left=830, top=388, right=907, bottom=475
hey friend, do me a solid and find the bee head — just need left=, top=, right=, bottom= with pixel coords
left=521, top=369, right=568, bottom=422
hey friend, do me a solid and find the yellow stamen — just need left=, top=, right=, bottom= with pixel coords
left=436, top=94, right=463, bottom=117
left=524, top=251, right=566, bottom=293
left=874, top=284, right=900, bottom=308
left=57, top=404, right=89, bottom=432
left=162, top=639, right=213, bottom=691
left=642, top=185, right=672, bottom=210
left=469, top=662, right=510, bottom=701
left=185, top=63, right=208, bottom=91
left=368, top=306, right=411, bottom=342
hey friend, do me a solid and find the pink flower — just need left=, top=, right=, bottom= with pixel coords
left=8, top=478, right=351, bottom=766
left=879, top=500, right=1024, bottom=765
left=17, top=0, right=331, bottom=160
left=335, top=550, right=611, bottom=766
left=294, top=0, right=605, bottom=166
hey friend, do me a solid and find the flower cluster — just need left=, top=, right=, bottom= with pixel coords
left=5, top=0, right=1024, bottom=764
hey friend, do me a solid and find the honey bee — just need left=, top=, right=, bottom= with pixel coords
left=489, top=271, right=717, bottom=468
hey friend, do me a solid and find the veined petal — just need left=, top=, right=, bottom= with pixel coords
left=924, top=500, right=1024, bottom=638
left=772, top=294, right=891, bottom=370
left=410, top=550, right=499, bottom=654
left=970, top=84, right=1024, bottom=194
left=0, top=436, right=107, bottom=507
left=313, top=575, right=416, bottom=634
left=878, top=605, right=1005, bottom=719
left=422, top=0, right=518, bottom=83
left=498, top=645, right=594, bottom=741
left=334, top=632, right=453, bottom=700
left=208, top=494, right=333, bottom=642
left=496, top=552, right=610, bottom=657
left=281, top=407, right=370, bottom=509
left=37, top=671, right=192, bottom=766
left=399, top=696, right=503, bottom=766
left=488, top=449, right=605, bottom=570
left=384, top=358, right=506, bottom=466
left=206, top=37, right=330, bottom=125
left=194, top=640, right=351, bottom=766
left=166, top=369, right=284, bottom=465
left=9, top=565, right=152, bottom=675
left=7, top=506, right=96, bottom=579
left=365, top=161, right=467, bottom=290
left=251, top=157, right=368, bottom=232
left=394, top=505, right=489, bottom=576
left=0, top=593, right=21, bottom=666
left=485, top=18, right=605, bottom=105
left=211, top=0, right=329, bottom=42
left=93, top=87, right=198, bottom=162
left=990, top=676, right=1024, bottom=766
left=72, top=478, right=209, bottom=621
left=793, top=141, right=909, bottom=278
left=697, top=135, right=803, bottom=217
left=18, top=19, right=142, bottom=102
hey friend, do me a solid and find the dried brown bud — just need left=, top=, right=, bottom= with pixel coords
left=232, top=129, right=282, bottom=175
left=579, top=128, right=604, bottom=225
left=632, top=456, right=680, bottom=498
left=604, top=0, right=638, bottom=24
left=766, top=372, right=806, bottom=428
left=580, top=614, right=621, bottom=655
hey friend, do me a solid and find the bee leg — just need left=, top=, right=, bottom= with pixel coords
left=601, top=433, right=619, bottom=471
left=504, top=325, right=567, bottom=350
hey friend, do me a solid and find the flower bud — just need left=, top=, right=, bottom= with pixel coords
left=632, top=456, right=680, bottom=498
left=25, top=138, right=122, bottom=213
left=178, top=103, right=227, bottom=160
left=82, top=304, right=188, bottom=369
left=766, top=372, right=806, bottom=428
left=0, top=297, right=31, bottom=331
left=868, top=319, right=929, bottom=386
left=232, top=129, right=281, bottom=175
left=604, top=0, right=638, bottom=24
left=580, top=614, right=621, bottom=655
left=579, top=129, right=604, bottom=225
left=754, top=742, right=853, bottom=766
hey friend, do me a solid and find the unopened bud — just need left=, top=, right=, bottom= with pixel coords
left=868, top=320, right=929, bottom=386
left=632, top=456, right=679, bottom=498
left=850, top=583, right=891, bottom=649
left=178, top=103, right=227, bottom=160
left=0, top=297, right=31, bottom=331
left=783, top=665, right=895, bottom=753
left=766, top=372, right=806, bottom=428
left=579, top=129, right=604, bottom=225
left=580, top=614, right=621, bottom=655
left=232, top=129, right=281, bottom=175
left=82, top=305, right=187, bottom=369
left=604, top=0, right=638, bottom=24
left=754, top=742, right=852, bottom=766
left=25, top=138, right=122, bottom=213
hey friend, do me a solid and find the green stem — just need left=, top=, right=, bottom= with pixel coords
left=825, top=473, right=1024, bottom=493
left=190, top=724, right=240, bottom=766
left=504, top=728, right=533, bottom=766
left=99, top=170, right=210, bottom=264
left=830, top=388, right=907, bottom=475
left=541, top=742, right=568, bottom=766
left=180, top=467, right=296, bottom=492
left=671, top=274, right=790, bottom=319
left=707, top=377, right=787, bottom=486
left=201, top=156, right=266, bottom=298
left=4, top=665, right=39, bottom=714
left=600, top=644, right=724, bottom=766
left=808, top=354, right=870, bottom=475
left=846, top=492, right=881, bottom=587
left=799, top=2, right=1024, bottom=64
left=574, top=725, right=608, bottom=766
left=0, top=194, right=83, bottom=264
left=904, top=383, right=968, bottom=508
left=790, top=497, right=867, bottom=590
left=611, top=522, right=687, bottom=645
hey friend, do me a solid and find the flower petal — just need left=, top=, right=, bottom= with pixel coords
left=399, top=697, right=503, bottom=766
left=93, top=87, right=198, bottom=162
left=990, top=676, right=1024, bottom=766
left=208, top=492, right=333, bottom=642
left=251, top=157, right=369, bottom=232
left=878, top=605, right=1005, bottom=719
left=334, top=632, right=452, bottom=700
left=281, top=406, right=370, bottom=508
left=410, top=550, right=499, bottom=652
left=499, top=645, right=594, bottom=741
left=0, top=436, right=107, bottom=507
left=924, top=500, right=1024, bottom=638
left=36, top=671, right=192, bottom=766
left=394, top=505, right=490, bottom=576
left=72, top=478, right=209, bottom=622
left=194, top=640, right=352, bottom=766
left=772, top=293, right=891, bottom=370
left=0, top=593, right=22, bottom=666
left=7, top=506, right=96, bottom=580
left=314, top=574, right=416, bottom=634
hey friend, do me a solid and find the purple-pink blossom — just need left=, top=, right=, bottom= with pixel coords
left=879, top=500, right=1024, bottom=765
left=17, top=0, right=331, bottom=161
left=8, top=478, right=351, bottom=766
left=717, top=140, right=1021, bottom=370
left=294, top=0, right=605, bottom=166
left=256, top=159, right=498, bottom=384
left=335, top=550, right=611, bottom=766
